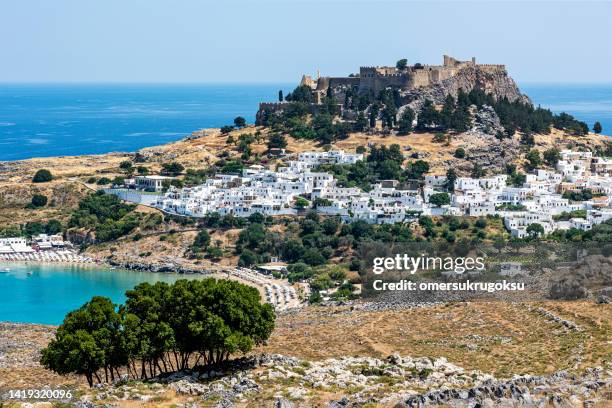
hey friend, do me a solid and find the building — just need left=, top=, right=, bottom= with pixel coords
left=0, top=237, right=34, bottom=254
left=104, top=148, right=611, bottom=239
left=134, top=175, right=174, bottom=192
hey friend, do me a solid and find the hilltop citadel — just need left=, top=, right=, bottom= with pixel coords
left=258, top=55, right=512, bottom=120
left=302, top=55, right=505, bottom=100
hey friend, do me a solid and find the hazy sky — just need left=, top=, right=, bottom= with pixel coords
left=1, top=0, right=611, bottom=84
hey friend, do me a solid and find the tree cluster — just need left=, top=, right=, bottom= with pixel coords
left=69, top=192, right=139, bottom=242
left=41, top=279, right=275, bottom=387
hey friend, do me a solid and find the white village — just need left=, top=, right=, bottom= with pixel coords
left=3, top=148, right=610, bottom=264
left=108, top=149, right=612, bottom=239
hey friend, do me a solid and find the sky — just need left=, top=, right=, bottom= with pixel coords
left=1, top=0, right=611, bottom=84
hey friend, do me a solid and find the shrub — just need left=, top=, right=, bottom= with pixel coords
left=233, top=116, right=246, bottom=128
left=31, top=194, right=48, bottom=208
left=161, top=162, right=184, bottom=176
left=32, top=169, right=53, bottom=183
left=192, top=230, right=211, bottom=251
left=474, top=218, right=487, bottom=229
left=429, top=193, right=450, bottom=207
left=220, top=125, right=235, bottom=134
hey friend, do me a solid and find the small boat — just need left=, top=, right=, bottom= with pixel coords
left=27, top=271, right=33, bottom=276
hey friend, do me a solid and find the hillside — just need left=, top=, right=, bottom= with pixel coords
left=0, top=123, right=608, bottom=245
left=1, top=300, right=609, bottom=407
left=1, top=74, right=611, bottom=406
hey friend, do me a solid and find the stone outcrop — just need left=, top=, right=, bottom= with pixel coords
left=107, top=259, right=214, bottom=275
left=401, top=64, right=530, bottom=114
left=83, top=353, right=609, bottom=407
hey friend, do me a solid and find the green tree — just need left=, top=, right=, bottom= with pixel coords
left=525, top=149, right=542, bottom=170
left=41, top=297, right=125, bottom=386
left=454, top=147, right=466, bottom=159
left=294, top=197, right=310, bottom=209
left=32, top=169, right=53, bottom=183
left=526, top=223, right=545, bottom=238
left=69, top=192, right=138, bottom=242
left=238, top=249, right=259, bottom=267
left=161, top=162, right=184, bottom=176
left=308, top=291, right=322, bottom=304
left=31, top=194, right=48, bottom=208
left=354, top=112, right=368, bottom=132
left=281, top=239, right=305, bottom=263
left=278, top=90, right=283, bottom=102
left=301, top=248, right=326, bottom=266
left=285, top=85, right=313, bottom=103
left=471, top=164, right=486, bottom=178
left=45, top=219, right=63, bottom=234
left=445, top=168, right=458, bottom=192
left=23, top=221, right=44, bottom=237
left=220, top=125, right=235, bottom=134
left=429, top=193, right=450, bottom=207
left=404, top=160, right=430, bottom=180
left=96, top=177, right=111, bottom=185
left=369, top=103, right=379, bottom=128
left=416, top=100, right=440, bottom=131
left=286, top=262, right=313, bottom=283
left=192, top=230, right=211, bottom=251
left=475, top=217, right=487, bottom=229
left=41, top=279, right=276, bottom=385
left=119, top=161, right=133, bottom=173
left=267, top=133, right=287, bottom=150
left=396, top=58, right=408, bottom=70
left=543, top=148, right=561, bottom=166
left=233, top=116, right=246, bottom=128
left=593, top=121, right=602, bottom=134
left=321, top=216, right=341, bottom=235
left=397, top=107, right=415, bottom=135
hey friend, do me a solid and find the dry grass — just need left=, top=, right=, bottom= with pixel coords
left=0, top=300, right=608, bottom=407
left=260, top=301, right=611, bottom=378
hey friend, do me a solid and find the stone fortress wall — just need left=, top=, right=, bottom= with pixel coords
left=257, top=55, right=509, bottom=122
left=303, top=55, right=507, bottom=96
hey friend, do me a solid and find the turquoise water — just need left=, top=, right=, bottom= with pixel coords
left=0, top=262, right=200, bottom=324
left=0, top=83, right=609, bottom=161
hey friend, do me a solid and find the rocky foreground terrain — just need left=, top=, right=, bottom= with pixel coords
left=1, top=301, right=610, bottom=407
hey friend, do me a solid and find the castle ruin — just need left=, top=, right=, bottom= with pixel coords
left=257, top=55, right=511, bottom=123
left=300, top=55, right=505, bottom=102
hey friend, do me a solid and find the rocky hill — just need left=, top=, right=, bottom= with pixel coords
left=400, top=64, right=531, bottom=113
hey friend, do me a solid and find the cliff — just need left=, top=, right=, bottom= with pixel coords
left=401, top=64, right=531, bottom=110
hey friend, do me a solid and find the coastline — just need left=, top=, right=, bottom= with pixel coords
left=0, top=82, right=611, bottom=163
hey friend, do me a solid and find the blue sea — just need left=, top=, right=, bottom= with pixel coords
left=522, top=83, right=612, bottom=135
left=0, top=83, right=291, bottom=161
left=0, top=83, right=610, bottom=162
left=0, top=263, right=202, bottom=325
